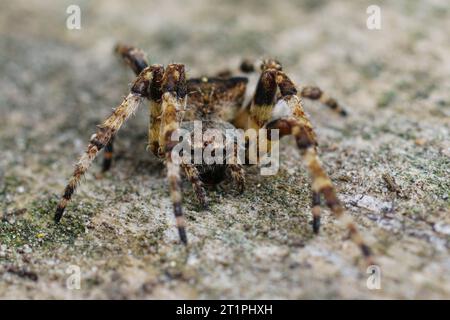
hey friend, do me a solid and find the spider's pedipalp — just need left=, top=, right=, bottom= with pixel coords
left=146, top=65, right=165, bottom=156
left=55, top=67, right=154, bottom=222
left=114, top=43, right=166, bottom=156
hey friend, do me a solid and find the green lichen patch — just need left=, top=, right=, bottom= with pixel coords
left=0, top=195, right=95, bottom=252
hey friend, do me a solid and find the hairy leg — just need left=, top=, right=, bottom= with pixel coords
left=300, top=85, right=348, bottom=116
left=166, top=155, right=186, bottom=244
left=115, top=43, right=165, bottom=156
left=311, top=191, right=321, bottom=234
left=266, top=75, right=373, bottom=263
left=227, top=142, right=245, bottom=193
left=228, top=164, right=245, bottom=193
left=266, top=115, right=373, bottom=263
left=182, top=164, right=208, bottom=208
left=98, top=44, right=152, bottom=172
left=246, top=59, right=373, bottom=263
left=55, top=66, right=154, bottom=222
left=115, top=45, right=192, bottom=243
left=159, top=64, right=190, bottom=244
left=115, top=43, right=149, bottom=75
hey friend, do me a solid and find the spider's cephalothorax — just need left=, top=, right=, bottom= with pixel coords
left=55, top=44, right=372, bottom=264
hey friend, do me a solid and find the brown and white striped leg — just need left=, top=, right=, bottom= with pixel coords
left=115, top=43, right=149, bottom=75
left=300, top=85, right=348, bottom=117
left=266, top=104, right=373, bottom=264
left=240, top=59, right=372, bottom=263
left=228, top=164, right=245, bottom=193
left=55, top=67, right=154, bottom=222
left=166, top=155, right=187, bottom=244
left=269, top=70, right=373, bottom=263
left=159, top=64, right=189, bottom=244
left=97, top=44, right=152, bottom=174
left=227, top=144, right=245, bottom=193
left=182, top=164, right=208, bottom=208
left=115, top=44, right=166, bottom=156
left=301, top=145, right=373, bottom=264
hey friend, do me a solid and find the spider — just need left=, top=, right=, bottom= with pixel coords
left=54, top=44, right=373, bottom=264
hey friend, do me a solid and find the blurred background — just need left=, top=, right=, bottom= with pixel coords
left=0, top=0, right=449, bottom=299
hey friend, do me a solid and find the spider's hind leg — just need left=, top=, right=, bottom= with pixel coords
left=215, top=58, right=257, bottom=78
left=300, top=85, right=348, bottom=117
left=115, top=43, right=149, bottom=75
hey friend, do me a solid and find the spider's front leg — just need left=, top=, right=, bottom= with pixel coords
left=266, top=114, right=373, bottom=262
left=158, top=64, right=193, bottom=244
left=98, top=44, right=152, bottom=174
left=232, top=57, right=348, bottom=117
left=54, top=66, right=155, bottom=222
left=246, top=59, right=373, bottom=264
left=114, top=43, right=168, bottom=158
left=268, top=70, right=373, bottom=264
left=96, top=44, right=150, bottom=174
